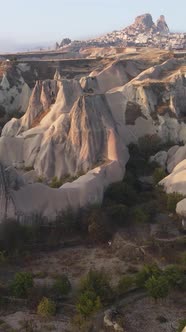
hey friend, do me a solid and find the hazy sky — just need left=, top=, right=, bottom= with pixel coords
left=0, top=0, right=186, bottom=49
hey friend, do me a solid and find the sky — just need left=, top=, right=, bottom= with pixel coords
left=0, top=0, right=186, bottom=51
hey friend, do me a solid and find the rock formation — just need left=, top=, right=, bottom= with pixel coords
left=123, top=13, right=169, bottom=35
left=0, top=49, right=186, bottom=221
left=124, top=13, right=156, bottom=34
left=60, top=38, right=71, bottom=47
left=156, top=15, right=169, bottom=34
left=0, top=61, right=31, bottom=130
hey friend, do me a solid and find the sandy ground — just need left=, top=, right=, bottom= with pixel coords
left=122, top=292, right=186, bottom=332
left=24, top=244, right=129, bottom=288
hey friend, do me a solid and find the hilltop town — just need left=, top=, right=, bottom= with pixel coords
left=56, top=13, right=186, bottom=51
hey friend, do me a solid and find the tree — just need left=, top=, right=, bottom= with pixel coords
left=135, top=264, right=161, bottom=288
left=145, top=275, right=170, bottom=300
left=0, top=220, right=31, bottom=254
left=88, top=220, right=110, bottom=242
left=117, top=275, right=134, bottom=295
left=50, top=176, right=63, bottom=188
left=131, top=206, right=149, bottom=224
left=166, top=192, right=185, bottom=213
left=177, top=319, right=186, bottom=332
left=106, top=204, right=128, bottom=227
left=81, top=206, right=111, bottom=242
left=80, top=269, right=112, bottom=304
left=53, top=275, right=71, bottom=296
left=138, top=134, right=161, bottom=158
left=104, top=182, right=138, bottom=206
left=76, top=291, right=101, bottom=318
left=37, top=297, right=56, bottom=318
left=11, top=272, right=33, bottom=298
left=163, top=265, right=186, bottom=291
left=153, top=167, right=166, bottom=184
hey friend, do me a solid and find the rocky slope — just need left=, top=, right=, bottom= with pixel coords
left=1, top=49, right=186, bottom=221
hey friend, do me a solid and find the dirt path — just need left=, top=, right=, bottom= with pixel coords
left=90, top=289, right=146, bottom=332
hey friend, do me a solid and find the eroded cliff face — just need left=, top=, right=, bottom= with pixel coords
left=0, top=62, right=31, bottom=130
left=106, top=58, right=186, bottom=144
left=0, top=49, right=186, bottom=221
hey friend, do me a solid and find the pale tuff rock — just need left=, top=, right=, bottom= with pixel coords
left=0, top=62, right=31, bottom=126
left=167, top=146, right=186, bottom=173
left=1, top=50, right=186, bottom=221
left=150, top=151, right=168, bottom=169
left=10, top=160, right=125, bottom=220
left=1, top=77, right=126, bottom=179
left=104, top=309, right=124, bottom=331
left=80, top=60, right=141, bottom=94
left=160, top=149, right=186, bottom=217
left=106, top=58, right=186, bottom=145
left=160, top=160, right=186, bottom=195
left=176, top=199, right=186, bottom=218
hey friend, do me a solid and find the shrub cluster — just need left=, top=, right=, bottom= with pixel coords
left=11, top=272, right=33, bottom=298
left=153, top=167, right=167, bottom=184
left=76, top=269, right=112, bottom=319
left=135, top=263, right=186, bottom=300
left=166, top=192, right=185, bottom=213
left=177, top=319, right=186, bottom=332
left=37, top=297, right=56, bottom=318
left=53, top=274, right=71, bottom=296
left=117, top=275, right=134, bottom=296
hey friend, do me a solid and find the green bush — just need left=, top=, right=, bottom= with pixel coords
left=37, top=176, right=44, bottom=183
left=50, top=176, right=63, bottom=188
left=0, top=251, right=6, bottom=264
left=117, top=275, right=134, bottom=295
left=24, top=166, right=34, bottom=172
left=138, top=134, right=162, bottom=158
left=55, top=210, right=78, bottom=234
left=80, top=269, right=112, bottom=304
left=88, top=220, right=110, bottom=243
left=104, top=182, right=138, bottom=206
left=127, top=136, right=163, bottom=176
left=0, top=220, right=32, bottom=255
left=153, top=167, right=167, bottom=184
left=163, top=265, right=185, bottom=290
left=131, top=207, right=149, bottom=224
left=81, top=206, right=111, bottom=242
left=123, top=170, right=138, bottom=187
left=37, top=297, right=56, bottom=318
left=106, top=204, right=128, bottom=226
left=53, top=275, right=71, bottom=296
left=76, top=290, right=101, bottom=318
left=27, top=286, right=50, bottom=310
left=145, top=275, right=170, bottom=300
left=11, top=272, right=33, bottom=298
left=177, top=319, right=186, bottom=332
left=80, top=206, right=104, bottom=231
left=167, top=192, right=185, bottom=213
left=135, top=264, right=161, bottom=288
left=180, top=252, right=186, bottom=266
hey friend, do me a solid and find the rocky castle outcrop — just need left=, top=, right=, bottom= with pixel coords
left=124, top=13, right=169, bottom=35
